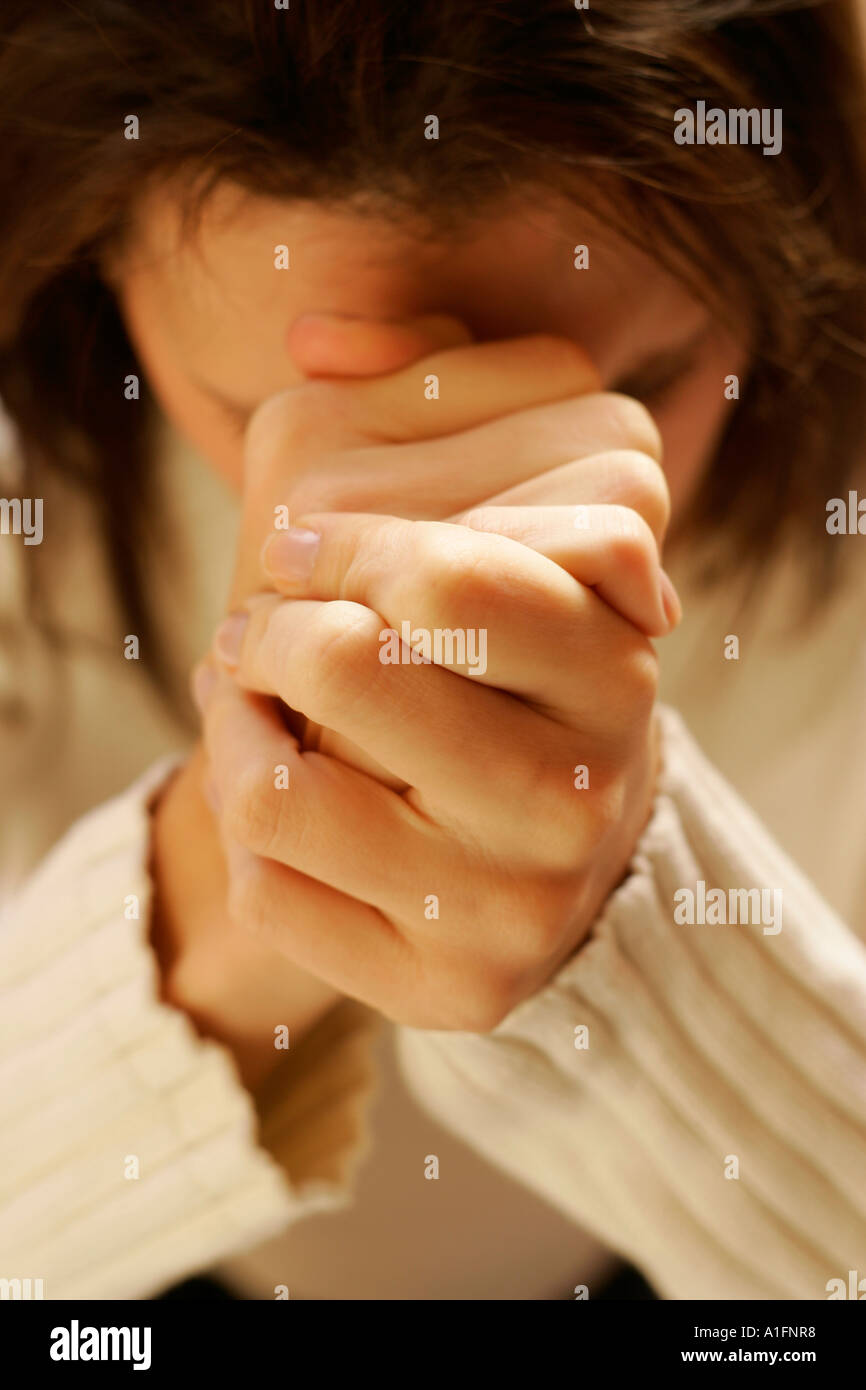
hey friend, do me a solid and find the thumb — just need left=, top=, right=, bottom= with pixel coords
left=285, top=312, right=473, bottom=379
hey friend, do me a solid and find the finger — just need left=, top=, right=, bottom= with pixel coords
left=229, top=314, right=473, bottom=607
left=240, top=333, right=602, bottom=508
left=276, top=394, right=669, bottom=549
left=194, top=662, right=410, bottom=1000
left=430, top=394, right=667, bottom=543
left=262, top=500, right=674, bottom=636
left=471, top=453, right=672, bottom=539
left=286, top=312, right=473, bottom=378
left=449, top=390, right=664, bottom=469
left=456, top=504, right=680, bottom=635
left=195, top=664, right=586, bottom=1024
left=224, top=520, right=656, bottom=744
left=246, top=338, right=602, bottom=509
left=211, top=594, right=604, bottom=853
left=426, top=393, right=667, bottom=542
left=330, top=333, right=601, bottom=444
left=218, top=841, right=409, bottom=1010
left=199, top=661, right=457, bottom=919
left=236, top=342, right=614, bottom=608
left=218, top=843, right=524, bottom=1030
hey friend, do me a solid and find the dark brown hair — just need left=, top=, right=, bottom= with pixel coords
left=2, top=0, right=866, bottom=703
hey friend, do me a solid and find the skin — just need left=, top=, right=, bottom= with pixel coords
left=114, top=182, right=744, bottom=514
left=110, top=181, right=749, bottom=1090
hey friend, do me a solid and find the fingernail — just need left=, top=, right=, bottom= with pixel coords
left=214, top=612, right=249, bottom=668
left=262, top=527, right=321, bottom=583
left=659, top=569, right=682, bottom=628
left=191, top=663, right=217, bottom=713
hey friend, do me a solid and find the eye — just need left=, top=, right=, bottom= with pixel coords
left=612, top=332, right=709, bottom=407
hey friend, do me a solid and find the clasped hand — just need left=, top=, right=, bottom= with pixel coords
left=193, top=316, right=679, bottom=1031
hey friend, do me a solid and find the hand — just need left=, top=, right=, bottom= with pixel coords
left=200, top=329, right=678, bottom=1029
left=149, top=319, right=476, bottom=1085
left=202, top=502, right=667, bottom=1030
left=148, top=742, right=343, bottom=1091
left=231, top=319, right=669, bottom=789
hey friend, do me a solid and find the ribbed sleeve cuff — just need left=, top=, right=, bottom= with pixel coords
left=0, top=758, right=376, bottom=1299
left=394, top=706, right=866, bottom=1300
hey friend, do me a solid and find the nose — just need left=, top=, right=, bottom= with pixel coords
left=285, top=311, right=473, bottom=379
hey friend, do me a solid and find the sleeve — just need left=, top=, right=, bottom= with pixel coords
left=0, top=758, right=381, bottom=1301
left=393, top=705, right=866, bottom=1301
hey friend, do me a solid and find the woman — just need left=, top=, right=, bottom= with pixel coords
left=1, top=0, right=865, bottom=1300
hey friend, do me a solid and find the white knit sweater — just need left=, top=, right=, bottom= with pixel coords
left=1, top=415, right=865, bottom=1300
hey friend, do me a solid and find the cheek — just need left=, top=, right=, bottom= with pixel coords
left=116, top=275, right=246, bottom=492
left=653, top=365, right=742, bottom=519
left=159, top=390, right=246, bottom=493
left=145, top=358, right=247, bottom=495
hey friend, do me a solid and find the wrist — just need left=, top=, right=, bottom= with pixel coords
left=577, top=715, right=661, bottom=942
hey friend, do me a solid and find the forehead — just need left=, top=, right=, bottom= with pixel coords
left=118, top=179, right=710, bottom=383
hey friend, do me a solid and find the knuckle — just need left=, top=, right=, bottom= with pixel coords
left=505, top=887, right=569, bottom=961
left=601, top=449, right=671, bottom=538
left=427, top=890, right=573, bottom=1032
left=450, top=981, right=515, bottom=1034
left=225, top=859, right=262, bottom=931
left=343, top=519, right=408, bottom=595
left=420, top=527, right=547, bottom=630
left=467, top=1000, right=513, bottom=1033
left=532, top=823, right=587, bottom=877
left=222, top=757, right=280, bottom=852
left=596, top=393, right=664, bottom=462
left=604, top=512, right=659, bottom=581
left=522, top=889, right=574, bottom=955
left=579, top=632, right=658, bottom=737
left=429, top=943, right=520, bottom=1032
left=301, top=603, right=380, bottom=722
left=484, top=873, right=567, bottom=968
left=289, top=470, right=367, bottom=518
left=244, top=382, right=347, bottom=482
left=620, top=634, right=660, bottom=715
left=519, top=766, right=589, bottom=872
left=284, top=475, right=329, bottom=518
left=581, top=770, right=633, bottom=849
left=525, top=333, right=599, bottom=388
left=456, top=505, right=496, bottom=534
left=421, top=532, right=494, bottom=615
left=225, top=859, right=283, bottom=947
left=243, top=389, right=295, bottom=466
